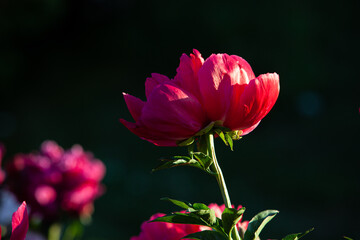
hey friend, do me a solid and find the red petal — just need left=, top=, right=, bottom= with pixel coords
left=141, top=83, right=206, bottom=139
left=10, top=201, right=28, bottom=240
left=119, top=119, right=178, bottom=146
left=145, top=73, right=170, bottom=99
left=174, top=49, right=204, bottom=100
left=199, top=54, right=246, bottom=122
left=123, top=93, right=145, bottom=122
left=230, top=55, right=256, bottom=81
left=224, top=73, right=280, bottom=130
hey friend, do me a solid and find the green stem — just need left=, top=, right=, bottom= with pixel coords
left=206, top=133, right=241, bottom=240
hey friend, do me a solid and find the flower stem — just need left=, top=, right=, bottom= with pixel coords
left=206, top=133, right=241, bottom=240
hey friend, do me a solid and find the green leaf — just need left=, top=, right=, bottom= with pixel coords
left=243, top=210, right=279, bottom=240
left=281, top=228, right=314, bottom=240
left=160, top=197, right=193, bottom=210
left=177, top=137, right=195, bottom=146
left=192, top=152, right=213, bottom=169
left=224, top=133, right=234, bottom=151
left=152, top=157, right=202, bottom=172
left=221, top=207, right=246, bottom=235
left=195, top=122, right=216, bottom=136
left=343, top=237, right=353, bottom=240
left=186, top=203, right=217, bottom=226
left=151, top=212, right=208, bottom=226
left=193, top=203, right=210, bottom=210
left=183, top=230, right=228, bottom=240
left=214, top=129, right=227, bottom=146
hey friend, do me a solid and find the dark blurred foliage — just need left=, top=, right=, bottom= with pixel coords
left=0, top=0, right=359, bottom=239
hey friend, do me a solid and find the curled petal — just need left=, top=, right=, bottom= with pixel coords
left=174, top=49, right=204, bottom=99
left=230, top=55, right=256, bottom=81
left=145, top=73, right=170, bottom=99
left=224, top=73, right=280, bottom=130
left=123, top=93, right=145, bottom=122
left=11, top=202, right=28, bottom=240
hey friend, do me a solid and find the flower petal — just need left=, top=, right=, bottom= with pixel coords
left=230, top=55, right=256, bottom=81
left=119, top=119, right=178, bottom=146
left=224, top=73, right=280, bottom=130
left=198, top=54, right=245, bottom=122
left=123, top=93, right=145, bottom=122
left=141, top=83, right=207, bottom=141
left=145, top=73, right=170, bottom=99
left=10, top=202, right=28, bottom=240
left=174, top=49, right=204, bottom=99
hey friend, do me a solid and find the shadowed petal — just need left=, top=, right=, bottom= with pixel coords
left=123, top=93, right=145, bottom=122
left=119, top=119, right=178, bottom=146
left=141, top=83, right=207, bottom=141
left=145, top=73, right=170, bottom=99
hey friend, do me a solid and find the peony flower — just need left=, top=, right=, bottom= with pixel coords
left=0, top=201, right=29, bottom=240
left=6, top=141, right=106, bottom=222
left=121, top=50, right=279, bottom=146
left=131, top=203, right=248, bottom=240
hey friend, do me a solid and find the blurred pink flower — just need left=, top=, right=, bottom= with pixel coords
left=6, top=141, right=106, bottom=221
left=130, top=203, right=248, bottom=240
left=0, top=201, right=29, bottom=240
left=121, top=50, right=279, bottom=146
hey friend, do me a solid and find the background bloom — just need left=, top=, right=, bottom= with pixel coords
left=5, top=141, right=106, bottom=221
left=131, top=203, right=248, bottom=240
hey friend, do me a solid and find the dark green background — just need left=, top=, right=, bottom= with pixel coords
left=0, top=0, right=359, bottom=239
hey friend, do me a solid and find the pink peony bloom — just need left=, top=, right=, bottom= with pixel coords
left=131, top=203, right=248, bottom=240
left=121, top=50, right=279, bottom=146
left=6, top=141, right=106, bottom=221
left=0, top=201, right=29, bottom=240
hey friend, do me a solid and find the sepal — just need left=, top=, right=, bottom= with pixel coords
left=214, top=129, right=242, bottom=151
